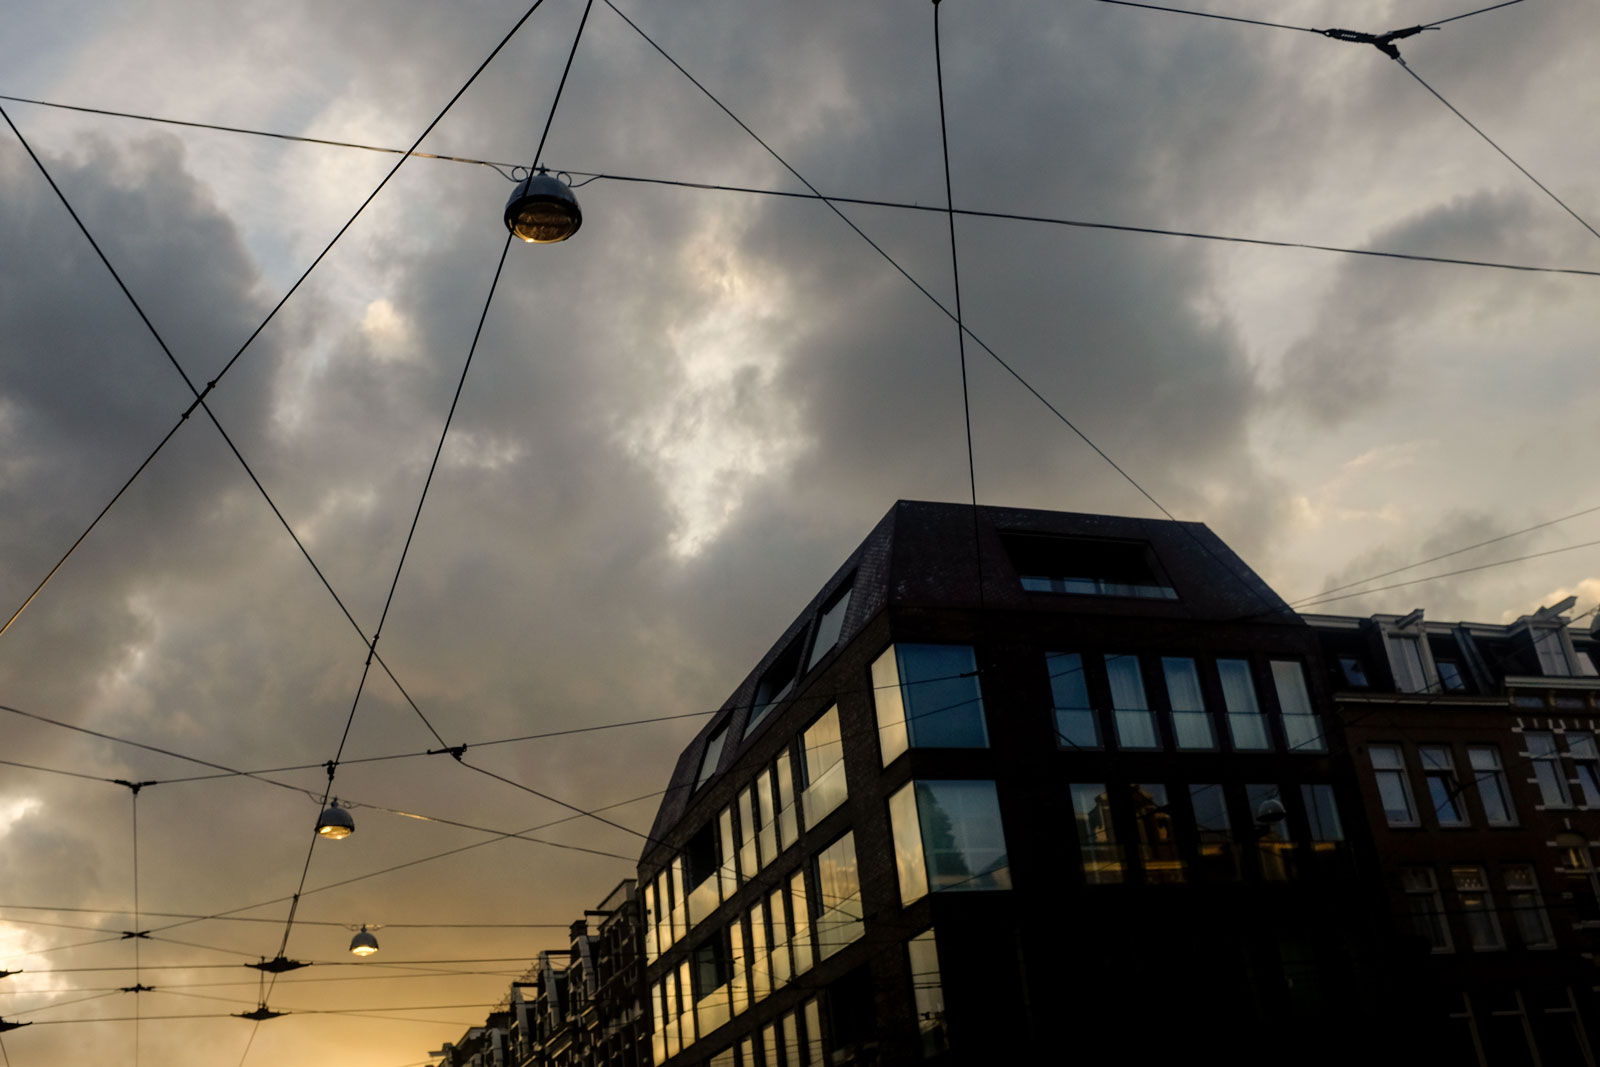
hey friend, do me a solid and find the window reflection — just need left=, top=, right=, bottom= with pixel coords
left=1218, top=659, right=1270, bottom=750
left=1048, top=651, right=1098, bottom=749
left=1189, top=783, right=1239, bottom=881
left=889, top=780, right=1011, bottom=905
left=815, top=833, right=863, bottom=958
left=1133, top=783, right=1185, bottom=883
left=1107, top=654, right=1158, bottom=749
left=907, top=929, right=949, bottom=1057
left=872, top=644, right=987, bottom=765
left=1071, top=783, right=1123, bottom=884
left=1161, top=657, right=1214, bottom=750
left=1247, top=784, right=1294, bottom=881
left=801, top=706, right=848, bottom=825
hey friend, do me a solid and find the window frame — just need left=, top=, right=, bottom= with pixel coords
left=1369, top=744, right=1420, bottom=828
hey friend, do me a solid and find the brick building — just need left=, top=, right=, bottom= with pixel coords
left=636, top=500, right=1394, bottom=1065
left=1306, top=600, right=1600, bottom=1062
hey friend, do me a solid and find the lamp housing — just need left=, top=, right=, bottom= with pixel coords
left=349, top=926, right=379, bottom=957
left=503, top=171, right=582, bottom=243
left=316, top=802, right=354, bottom=840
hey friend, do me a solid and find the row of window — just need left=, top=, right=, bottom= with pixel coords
left=1401, top=864, right=1554, bottom=954
left=1048, top=652, right=1324, bottom=754
left=1069, top=781, right=1346, bottom=885
left=1369, top=732, right=1600, bottom=830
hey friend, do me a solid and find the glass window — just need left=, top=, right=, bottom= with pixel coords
left=800, top=706, right=848, bottom=826
left=1369, top=745, right=1418, bottom=826
left=782, top=1012, right=801, bottom=1067
left=1271, top=660, right=1325, bottom=753
left=762, top=1022, right=778, bottom=1067
left=1003, top=532, right=1177, bottom=598
left=907, top=930, right=949, bottom=1058
left=1338, top=655, right=1369, bottom=687
left=1533, top=626, right=1573, bottom=676
left=872, top=644, right=987, bottom=765
left=729, top=918, right=748, bottom=1016
left=748, top=900, right=770, bottom=1000
left=1048, top=652, right=1098, bottom=749
left=1106, top=654, right=1158, bottom=749
left=1568, top=732, right=1600, bottom=807
left=1133, top=783, right=1184, bottom=883
left=1189, top=784, right=1238, bottom=880
left=768, top=887, right=791, bottom=987
left=1418, top=745, right=1468, bottom=827
left=804, top=999, right=824, bottom=1065
left=1503, top=866, right=1554, bottom=948
left=737, top=787, right=759, bottom=878
left=814, top=833, right=863, bottom=959
left=1467, top=747, right=1517, bottom=826
left=1248, top=784, right=1294, bottom=881
left=693, top=936, right=732, bottom=1037
left=808, top=583, right=852, bottom=671
left=718, top=808, right=738, bottom=898
left=1435, top=660, right=1467, bottom=691
left=1386, top=632, right=1431, bottom=693
left=1070, top=783, right=1123, bottom=884
left=755, top=769, right=777, bottom=866
left=1402, top=868, right=1451, bottom=953
left=1526, top=731, right=1571, bottom=807
left=1453, top=866, right=1504, bottom=950
left=1301, top=783, right=1344, bottom=842
left=789, top=870, right=813, bottom=976
left=697, top=725, right=729, bottom=790
left=1161, top=657, right=1213, bottom=750
left=1218, top=659, right=1270, bottom=750
left=776, top=751, right=799, bottom=850
left=889, top=780, right=1012, bottom=905
left=749, top=638, right=803, bottom=735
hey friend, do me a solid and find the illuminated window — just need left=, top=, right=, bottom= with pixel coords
left=1070, top=783, right=1123, bottom=884
left=1133, top=783, right=1184, bottom=883
left=814, top=834, right=863, bottom=958
left=800, top=706, right=847, bottom=825
left=888, top=780, right=1012, bottom=906
left=907, top=930, right=949, bottom=1057
left=872, top=644, right=986, bottom=765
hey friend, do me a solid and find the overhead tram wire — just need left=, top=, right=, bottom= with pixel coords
left=0, top=0, right=569, bottom=754
left=1289, top=501, right=1600, bottom=607
left=931, top=0, right=985, bottom=610
left=3, top=94, right=1595, bottom=279
left=1393, top=59, right=1600, bottom=243
left=264, top=0, right=600, bottom=1009
left=1091, top=0, right=1522, bottom=36
left=1292, top=535, right=1600, bottom=611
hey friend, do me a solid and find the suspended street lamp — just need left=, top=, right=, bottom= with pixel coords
left=1254, top=796, right=1287, bottom=825
left=349, top=925, right=380, bottom=957
left=316, top=800, right=354, bottom=839
left=503, top=168, right=582, bottom=244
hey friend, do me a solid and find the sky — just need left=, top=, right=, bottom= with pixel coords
left=1, top=0, right=1597, bottom=1063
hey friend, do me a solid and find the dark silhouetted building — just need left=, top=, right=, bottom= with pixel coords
left=1307, top=600, right=1600, bottom=1062
left=637, top=500, right=1393, bottom=1065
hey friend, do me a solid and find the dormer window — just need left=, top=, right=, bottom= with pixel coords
left=1378, top=610, right=1437, bottom=694
left=747, top=636, right=804, bottom=736
left=1001, top=533, right=1177, bottom=600
left=1516, top=597, right=1598, bottom=678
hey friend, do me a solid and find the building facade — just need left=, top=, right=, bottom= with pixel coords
left=636, top=500, right=1396, bottom=1065
left=1307, top=601, right=1600, bottom=1063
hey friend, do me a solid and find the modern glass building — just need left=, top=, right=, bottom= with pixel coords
left=636, top=501, right=1392, bottom=1065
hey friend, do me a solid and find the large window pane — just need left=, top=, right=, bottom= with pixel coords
left=1402, top=868, right=1451, bottom=953
left=908, top=930, right=950, bottom=1058
left=1048, top=652, right=1098, bottom=749
left=1504, top=866, right=1554, bottom=948
left=1107, top=654, right=1158, bottom=749
left=888, top=783, right=930, bottom=906
left=696, top=724, right=728, bottom=790
left=815, top=833, right=863, bottom=958
left=1218, top=659, right=1270, bottom=750
left=1162, top=657, right=1214, bottom=749
left=1133, top=783, right=1184, bottom=883
left=1190, top=784, right=1239, bottom=880
left=807, top=583, right=852, bottom=671
left=1248, top=784, right=1294, bottom=881
left=801, top=706, right=848, bottom=825
left=890, top=780, right=1011, bottom=903
left=790, top=870, right=813, bottom=976
left=872, top=647, right=910, bottom=764
left=898, top=644, right=987, bottom=749
left=1071, top=783, right=1123, bottom=884
left=1271, top=660, right=1325, bottom=753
